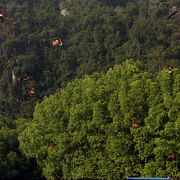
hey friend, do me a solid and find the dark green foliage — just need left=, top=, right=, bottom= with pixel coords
left=0, top=116, right=43, bottom=180
left=0, top=0, right=180, bottom=119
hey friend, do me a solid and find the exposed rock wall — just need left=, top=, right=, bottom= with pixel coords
left=12, top=70, right=16, bottom=86
left=59, top=0, right=69, bottom=16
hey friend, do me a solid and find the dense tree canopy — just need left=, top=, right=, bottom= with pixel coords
left=0, top=0, right=180, bottom=179
left=18, top=61, right=180, bottom=179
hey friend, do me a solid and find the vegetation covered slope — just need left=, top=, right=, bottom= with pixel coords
left=0, top=0, right=180, bottom=119
left=0, top=0, right=180, bottom=179
left=0, top=115, right=43, bottom=180
left=18, top=61, right=180, bottom=180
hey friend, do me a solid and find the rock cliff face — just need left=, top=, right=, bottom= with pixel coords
left=59, top=0, right=69, bottom=16
left=12, top=70, right=16, bottom=86
left=60, top=9, right=69, bottom=16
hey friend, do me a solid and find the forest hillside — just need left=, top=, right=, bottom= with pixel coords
left=0, top=0, right=180, bottom=179
left=0, top=0, right=180, bottom=119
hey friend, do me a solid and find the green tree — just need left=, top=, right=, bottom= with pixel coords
left=19, top=60, right=180, bottom=179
